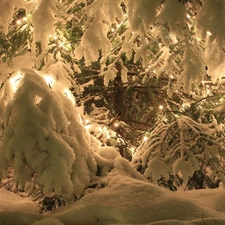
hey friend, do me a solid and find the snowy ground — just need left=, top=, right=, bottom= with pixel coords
left=1, top=170, right=225, bottom=225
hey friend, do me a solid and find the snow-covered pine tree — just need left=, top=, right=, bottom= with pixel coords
left=0, top=62, right=99, bottom=199
left=1, top=0, right=225, bottom=207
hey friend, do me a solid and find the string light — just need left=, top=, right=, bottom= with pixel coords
left=158, top=105, right=163, bottom=110
left=16, top=20, right=21, bottom=25
left=59, top=42, right=64, bottom=47
left=114, top=123, right=119, bottom=127
left=143, top=136, right=148, bottom=141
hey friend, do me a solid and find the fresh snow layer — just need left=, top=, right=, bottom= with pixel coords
left=1, top=170, right=225, bottom=225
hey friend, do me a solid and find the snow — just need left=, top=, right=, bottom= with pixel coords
left=1, top=169, right=225, bottom=225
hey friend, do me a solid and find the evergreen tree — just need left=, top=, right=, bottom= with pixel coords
left=1, top=0, right=225, bottom=208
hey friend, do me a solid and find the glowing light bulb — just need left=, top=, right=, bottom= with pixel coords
left=114, top=123, right=119, bottom=127
left=143, top=136, right=148, bottom=141
left=111, top=28, right=115, bottom=32
left=170, top=75, right=174, bottom=79
left=206, top=31, right=212, bottom=36
left=16, top=20, right=21, bottom=25
left=159, top=105, right=163, bottom=110
left=186, top=14, right=191, bottom=19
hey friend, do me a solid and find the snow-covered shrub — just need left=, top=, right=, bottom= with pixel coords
left=132, top=116, right=225, bottom=190
left=0, top=68, right=97, bottom=199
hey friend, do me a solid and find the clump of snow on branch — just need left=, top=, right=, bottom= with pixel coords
left=196, top=0, right=225, bottom=81
left=31, top=0, right=61, bottom=68
left=127, top=0, right=161, bottom=34
left=178, top=41, right=205, bottom=90
left=0, top=0, right=18, bottom=34
left=74, top=0, right=115, bottom=66
left=158, top=0, right=186, bottom=38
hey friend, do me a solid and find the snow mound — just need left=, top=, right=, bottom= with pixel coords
left=1, top=169, right=225, bottom=225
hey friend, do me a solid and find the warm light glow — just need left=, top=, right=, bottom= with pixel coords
left=111, top=28, right=115, bottom=32
left=206, top=31, right=212, bottom=36
left=85, top=119, right=90, bottom=124
left=158, top=105, right=163, bottom=110
left=23, top=17, right=27, bottom=21
left=16, top=20, right=21, bottom=25
left=10, top=72, right=23, bottom=93
left=84, top=124, right=91, bottom=130
left=130, top=147, right=135, bottom=152
left=186, top=14, right=191, bottom=19
left=114, top=123, right=119, bottom=127
left=43, top=76, right=55, bottom=88
left=143, top=136, right=148, bottom=141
